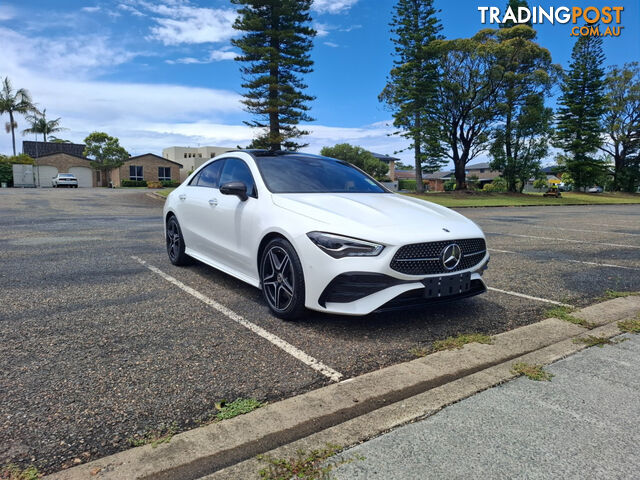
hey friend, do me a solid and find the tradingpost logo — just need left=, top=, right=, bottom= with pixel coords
left=478, top=5, right=624, bottom=37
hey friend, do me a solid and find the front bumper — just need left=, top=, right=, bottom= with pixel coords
left=299, top=234, right=489, bottom=316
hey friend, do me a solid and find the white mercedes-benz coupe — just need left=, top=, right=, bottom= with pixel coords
left=163, top=150, right=489, bottom=319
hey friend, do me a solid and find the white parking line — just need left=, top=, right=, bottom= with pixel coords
left=131, top=256, right=343, bottom=382
left=488, top=249, right=639, bottom=271
left=486, top=287, right=573, bottom=308
left=485, top=222, right=640, bottom=237
left=487, top=232, right=640, bottom=249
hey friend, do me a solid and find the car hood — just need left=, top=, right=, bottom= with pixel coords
left=271, top=193, right=484, bottom=244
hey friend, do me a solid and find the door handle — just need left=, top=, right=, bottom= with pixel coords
left=178, top=194, right=186, bottom=200
left=208, top=198, right=218, bottom=207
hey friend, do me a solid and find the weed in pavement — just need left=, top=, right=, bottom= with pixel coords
left=0, top=464, right=41, bottom=480
left=257, top=444, right=364, bottom=480
left=127, top=423, right=177, bottom=448
left=216, top=398, right=264, bottom=421
left=546, top=306, right=595, bottom=329
left=618, top=318, right=640, bottom=334
left=511, top=362, right=553, bottom=381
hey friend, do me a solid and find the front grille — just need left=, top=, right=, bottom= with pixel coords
left=390, top=238, right=486, bottom=275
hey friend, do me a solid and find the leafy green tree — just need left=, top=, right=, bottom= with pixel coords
left=600, top=63, right=640, bottom=192
left=320, top=143, right=389, bottom=179
left=231, top=0, right=316, bottom=151
left=489, top=25, right=560, bottom=192
left=432, top=30, right=511, bottom=190
left=0, top=77, right=36, bottom=156
left=22, top=109, right=66, bottom=143
left=379, top=0, right=444, bottom=193
left=83, top=132, right=129, bottom=186
left=532, top=177, right=548, bottom=190
left=554, top=34, right=607, bottom=190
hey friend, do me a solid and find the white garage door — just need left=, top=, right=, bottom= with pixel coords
left=69, top=166, right=93, bottom=188
left=37, top=165, right=58, bottom=187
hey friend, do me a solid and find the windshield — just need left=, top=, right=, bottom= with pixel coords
left=256, top=155, right=387, bottom=194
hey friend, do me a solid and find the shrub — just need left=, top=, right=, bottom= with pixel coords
left=533, top=178, right=548, bottom=190
left=161, top=180, right=181, bottom=188
left=398, top=179, right=417, bottom=191
left=0, top=162, right=13, bottom=186
left=484, top=177, right=507, bottom=192
left=121, top=179, right=147, bottom=187
left=444, top=179, right=456, bottom=191
left=147, top=181, right=163, bottom=189
left=2, top=153, right=35, bottom=165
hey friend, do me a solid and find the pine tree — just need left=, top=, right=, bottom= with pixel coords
left=554, top=33, right=607, bottom=190
left=379, top=0, right=444, bottom=194
left=231, top=0, right=316, bottom=151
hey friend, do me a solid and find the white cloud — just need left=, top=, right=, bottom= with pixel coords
left=144, top=4, right=237, bottom=45
left=0, top=27, right=139, bottom=79
left=81, top=6, right=101, bottom=13
left=167, top=46, right=237, bottom=64
left=208, top=47, right=237, bottom=61
left=118, top=4, right=145, bottom=17
left=323, top=42, right=339, bottom=48
left=314, top=22, right=331, bottom=37
left=312, top=0, right=359, bottom=14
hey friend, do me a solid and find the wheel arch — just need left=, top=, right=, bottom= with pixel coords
left=257, top=232, right=289, bottom=275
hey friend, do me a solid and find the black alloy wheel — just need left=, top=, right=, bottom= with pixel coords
left=260, top=238, right=306, bottom=320
left=166, top=216, right=190, bottom=266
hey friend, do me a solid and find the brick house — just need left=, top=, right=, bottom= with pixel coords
left=33, top=152, right=98, bottom=187
left=110, top=153, right=183, bottom=186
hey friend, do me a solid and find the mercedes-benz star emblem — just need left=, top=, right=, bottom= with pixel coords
left=441, top=244, right=462, bottom=270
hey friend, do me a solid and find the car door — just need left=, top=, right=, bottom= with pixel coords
left=214, top=157, right=261, bottom=278
left=177, top=159, right=225, bottom=259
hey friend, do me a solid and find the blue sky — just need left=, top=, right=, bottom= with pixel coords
left=0, top=0, right=638, bottom=165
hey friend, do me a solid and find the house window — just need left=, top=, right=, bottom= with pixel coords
left=129, top=165, right=143, bottom=181
left=158, top=167, right=171, bottom=181
left=480, top=169, right=485, bottom=173
left=184, top=153, right=187, bottom=158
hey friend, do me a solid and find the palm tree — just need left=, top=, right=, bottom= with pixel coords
left=0, top=77, right=36, bottom=155
left=22, top=109, right=66, bottom=143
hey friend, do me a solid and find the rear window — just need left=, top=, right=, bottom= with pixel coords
left=60, top=174, right=75, bottom=178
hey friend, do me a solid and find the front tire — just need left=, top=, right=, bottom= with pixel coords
left=260, top=238, right=306, bottom=320
left=166, top=216, right=190, bottom=266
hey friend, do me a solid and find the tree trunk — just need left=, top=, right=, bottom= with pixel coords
left=414, top=114, right=424, bottom=194
left=268, top=6, right=281, bottom=151
left=9, top=110, right=16, bottom=156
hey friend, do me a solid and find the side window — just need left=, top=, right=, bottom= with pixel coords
left=189, top=159, right=225, bottom=188
left=219, top=158, right=257, bottom=198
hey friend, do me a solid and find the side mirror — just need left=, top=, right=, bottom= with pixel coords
left=220, top=181, right=248, bottom=201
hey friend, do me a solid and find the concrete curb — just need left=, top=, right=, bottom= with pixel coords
left=46, top=296, right=640, bottom=480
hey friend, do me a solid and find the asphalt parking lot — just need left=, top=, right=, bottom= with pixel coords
left=1, top=188, right=639, bottom=474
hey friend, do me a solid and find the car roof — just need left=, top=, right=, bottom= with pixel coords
left=233, top=150, right=337, bottom=162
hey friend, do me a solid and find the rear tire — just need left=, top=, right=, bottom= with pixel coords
left=260, top=238, right=306, bottom=320
left=166, top=216, right=191, bottom=266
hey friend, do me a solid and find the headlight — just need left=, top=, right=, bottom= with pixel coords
left=307, top=232, right=384, bottom=258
